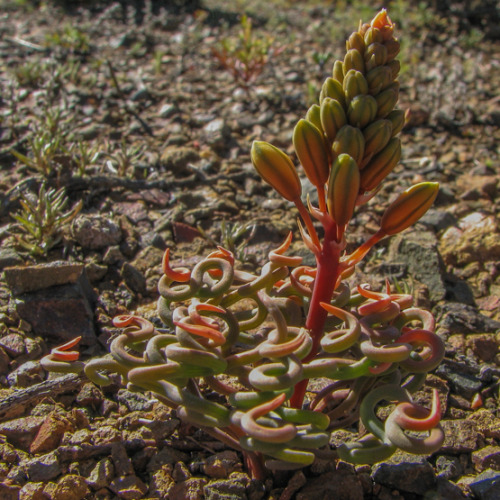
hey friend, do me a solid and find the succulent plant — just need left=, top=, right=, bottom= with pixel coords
left=42, top=10, right=444, bottom=478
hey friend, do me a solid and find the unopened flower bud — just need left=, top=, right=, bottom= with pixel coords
left=360, top=136, right=401, bottom=191
left=385, top=39, right=400, bottom=62
left=364, top=43, right=388, bottom=71
left=364, top=27, right=383, bottom=46
left=363, top=119, right=393, bottom=158
left=343, top=69, right=369, bottom=102
left=332, top=60, right=344, bottom=84
left=251, top=141, right=301, bottom=202
left=366, top=65, right=393, bottom=95
left=293, top=119, right=330, bottom=187
left=380, top=182, right=439, bottom=235
left=327, top=154, right=360, bottom=226
left=386, top=109, right=405, bottom=136
left=348, top=94, right=377, bottom=128
left=306, top=104, right=323, bottom=132
left=387, top=59, right=400, bottom=80
left=375, top=85, right=399, bottom=118
left=344, top=49, right=365, bottom=74
left=370, top=9, right=395, bottom=41
left=321, top=77, right=346, bottom=107
left=332, top=125, right=365, bottom=166
left=347, top=32, right=365, bottom=53
left=320, top=98, right=347, bottom=142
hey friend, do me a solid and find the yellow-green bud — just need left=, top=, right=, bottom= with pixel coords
left=346, top=32, right=365, bottom=53
left=386, top=109, right=405, bottom=136
left=362, top=119, right=393, bottom=158
left=320, top=77, right=346, bottom=108
left=348, top=94, right=377, bottom=129
left=366, top=66, right=393, bottom=95
left=364, top=43, right=388, bottom=71
left=306, top=104, right=323, bottom=132
left=385, top=39, right=400, bottom=62
left=375, top=85, right=399, bottom=118
left=251, top=141, right=302, bottom=202
left=332, top=125, right=365, bottom=166
left=343, top=69, right=369, bottom=102
left=332, top=60, right=344, bottom=84
left=380, top=182, right=439, bottom=235
left=360, top=137, right=401, bottom=191
left=364, top=26, right=383, bottom=45
left=387, top=59, right=400, bottom=80
left=327, top=154, right=360, bottom=226
left=293, top=119, right=330, bottom=188
left=344, top=49, right=365, bottom=74
left=320, top=98, right=347, bottom=142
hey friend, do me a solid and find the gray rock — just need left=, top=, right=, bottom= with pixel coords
left=24, top=451, right=62, bottom=482
left=0, top=332, right=26, bottom=357
left=72, top=215, right=122, bottom=250
left=121, top=262, right=147, bottom=295
left=160, top=146, right=200, bottom=176
left=159, top=103, right=177, bottom=118
left=469, top=469, right=500, bottom=499
left=116, top=389, right=155, bottom=412
left=436, top=455, right=462, bottom=480
left=435, top=303, right=500, bottom=335
left=388, top=231, right=446, bottom=302
left=204, top=118, right=231, bottom=151
left=7, top=360, right=45, bottom=388
left=0, top=247, right=23, bottom=270
left=435, top=363, right=482, bottom=399
left=371, top=459, right=436, bottom=495
left=4, top=262, right=88, bottom=295
left=0, top=415, right=45, bottom=451
left=86, top=457, right=114, bottom=490
left=440, top=419, right=481, bottom=453
left=420, top=208, right=457, bottom=233
left=204, top=472, right=249, bottom=500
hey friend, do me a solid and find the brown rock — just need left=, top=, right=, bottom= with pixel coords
left=440, top=213, right=500, bottom=266
left=203, top=450, right=242, bottom=479
left=472, top=445, right=500, bottom=472
left=111, top=442, right=134, bottom=476
left=465, top=333, right=498, bottom=362
left=43, top=474, right=89, bottom=500
left=168, top=477, right=207, bottom=500
left=30, top=412, right=74, bottom=454
left=467, top=409, right=500, bottom=440
left=296, top=464, right=364, bottom=500
left=0, top=415, right=45, bottom=451
left=160, top=146, right=200, bottom=176
left=18, top=481, right=45, bottom=500
left=0, top=482, right=20, bottom=500
left=109, top=475, right=148, bottom=500
left=87, top=458, right=115, bottom=490
left=149, top=465, right=174, bottom=499
left=441, top=419, right=482, bottom=453
left=4, top=262, right=87, bottom=295
left=0, top=333, right=26, bottom=357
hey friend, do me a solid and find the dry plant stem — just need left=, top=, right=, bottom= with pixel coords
left=291, top=222, right=342, bottom=408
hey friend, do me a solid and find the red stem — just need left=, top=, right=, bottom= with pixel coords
left=290, top=223, right=342, bottom=408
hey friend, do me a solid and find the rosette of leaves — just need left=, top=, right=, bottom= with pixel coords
left=43, top=10, right=445, bottom=478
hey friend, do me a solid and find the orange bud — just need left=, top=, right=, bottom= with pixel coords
left=293, top=119, right=330, bottom=187
left=380, top=182, right=439, bottom=235
left=251, top=141, right=302, bottom=202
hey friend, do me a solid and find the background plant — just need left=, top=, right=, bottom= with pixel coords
left=212, top=14, right=281, bottom=85
left=43, top=9, right=445, bottom=479
left=11, top=183, right=82, bottom=256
